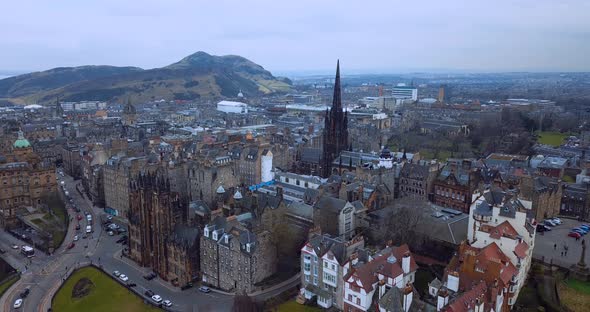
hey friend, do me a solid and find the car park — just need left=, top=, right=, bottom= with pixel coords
left=199, top=286, right=211, bottom=293
left=119, top=274, right=129, bottom=282
left=145, top=289, right=155, bottom=297
left=151, top=295, right=163, bottom=303
left=113, top=270, right=121, bottom=277
left=163, top=300, right=172, bottom=307
left=14, top=298, right=23, bottom=308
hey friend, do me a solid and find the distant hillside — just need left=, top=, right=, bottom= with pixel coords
left=0, top=52, right=291, bottom=104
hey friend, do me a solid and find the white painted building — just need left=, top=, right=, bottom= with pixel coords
left=468, top=189, right=537, bottom=308
left=216, top=100, right=248, bottom=114
left=260, top=149, right=273, bottom=183
left=392, top=84, right=418, bottom=102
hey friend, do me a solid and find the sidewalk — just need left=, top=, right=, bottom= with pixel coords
left=112, top=249, right=180, bottom=293
left=249, top=273, right=301, bottom=298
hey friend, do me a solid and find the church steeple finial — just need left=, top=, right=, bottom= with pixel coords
left=332, top=59, right=342, bottom=112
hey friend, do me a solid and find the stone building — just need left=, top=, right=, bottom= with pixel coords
left=398, top=162, right=437, bottom=200
left=59, top=142, right=82, bottom=179
left=432, top=160, right=479, bottom=213
left=0, top=130, right=57, bottom=228
left=200, top=215, right=277, bottom=293
left=103, top=155, right=150, bottom=217
left=519, top=175, right=562, bottom=221
left=188, top=156, right=237, bottom=207
left=128, top=172, right=199, bottom=286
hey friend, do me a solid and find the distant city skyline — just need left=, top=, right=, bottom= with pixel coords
left=1, top=0, right=589, bottom=74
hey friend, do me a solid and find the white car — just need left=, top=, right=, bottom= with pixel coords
left=163, top=299, right=172, bottom=307
left=73, top=235, right=79, bottom=241
left=552, top=218, right=562, bottom=225
left=119, top=274, right=129, bottom=282
left=13, top=298, right=23, bottom=308
left=151, top=295, right=163, bottom=303
left=107, top=215, right=113, bottom=221
left=113, top=270, right=121, bottom=277
left=108, top=231, right=114, bottom=236
left=11, top=244, right=19, bottom=249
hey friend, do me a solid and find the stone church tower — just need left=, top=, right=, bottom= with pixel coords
left=321, top=60, right=349, bottom=178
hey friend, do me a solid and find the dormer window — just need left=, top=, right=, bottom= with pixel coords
left=224, top=234, right=229, bottom=244
left=204, top=226, right=209, bottom=238
left=246, top=243, right=251, bottom=252
left=212, top=231, right=218, bottom=240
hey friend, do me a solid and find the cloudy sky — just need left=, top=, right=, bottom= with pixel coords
left=1, top=0, right=589, bottom=74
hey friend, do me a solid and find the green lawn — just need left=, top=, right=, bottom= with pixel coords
left=52, top=266, right=159, bottom=312
left=0, top=275, right=20, bottom=298
left=537, top=131, right=568, bottom=147
left=277, top=300, right=322, bottom=312
left=566, top=279, right=590, bottom=295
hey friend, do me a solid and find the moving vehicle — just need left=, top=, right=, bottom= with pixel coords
left=151, top=295, right=163, bottom=303
left=163, top=300, right=172, bottom=307
left=113, top=271, right=121, bottom=277
left=20, top=287, right=30, bottom=298
left=119, top=274, right=129, bottom=282
left=14, top=298, right=23, bottom=309
left=199, top=286, right=211, bottom=293
left=21, top=246, right=34, bottom=258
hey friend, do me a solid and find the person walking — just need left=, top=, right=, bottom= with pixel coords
left=554, top=243, right=557, bottom=250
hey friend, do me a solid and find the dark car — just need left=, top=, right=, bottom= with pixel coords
left=145, top=289, right=155, bottom=297
left=180, top=282, right=193, bottom=291
left=143, top=272, right=157, bottom=280
left=67, top=242, right=75, bottom=249
left=127, top=283, right=137, bottom=288
left=116, top=237, right=127, bottom=244
left=0, top=248, right=5, bottom=254
left=20, top=287, right=30, bottom=298
left=75, top=224, right=81, bottom=230
left=536, top=224, right=546, bottom=232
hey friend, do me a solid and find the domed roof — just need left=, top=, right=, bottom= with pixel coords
left=237, top=89, right=244, bottom=98
left=13, top=130, right=31, bottom=149
left=380, top=146, right=392, bottom=159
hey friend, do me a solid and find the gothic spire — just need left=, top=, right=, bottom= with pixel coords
left=331, top=60, right=342, bottom=112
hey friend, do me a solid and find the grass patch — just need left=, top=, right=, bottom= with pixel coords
left=537, top=131, right=568, bottom=147
left=52, top=266, right=159, bottom=312
left=559, top=279, right=590, bottom=312
left=565, top=279, right=590, bottom=295
left=419, top=150, right=452, bottom=161
left=0, top=275, right=20, bottom=298
left=31, top=218, right=44, bottom=226
left=276, top=300, right=322, bottom=312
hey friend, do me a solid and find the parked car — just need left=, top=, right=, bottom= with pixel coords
left=144, top=289, right=155, bottom=297
left=75, top=224, right=80, bottom=231
left=14, top=298, right=23, bottom=309
left=113, top=270, right=121, bottom=277
left=116, top=236, right=127, bottom=244
left=77, top=215, right=82, bottom=221
left=551, top=218, right=562, bottom=225
left=67, top=243, right=75, bottom=249
left=151, top=295, right=163, bottom=303
left=199, top=286, right=211, bottom=293
left=107, top=215, right=113, bottom=221
left=569, top=232, right=582, bottom=239
left=580, top=225, right=590, bottom=230
left=573, top=227, right=588, bottom=234
left=544, top=220, right=556, bottom=227
left=143, top=272, right=157, bottom=280
left=119, top=274, right=129, bottom=282
left=11, top=244, right=19, bottom=249
left=0, top=248, right=5, bottom=254
left=108, top=231, right=114, bottom=236
left=163, top=300, right=172, bottom=307
left=180, top=282, right=194, bottom=290
left=127, top=282, right=137, bottom=288
left=20, top=287, right=30, bottom=298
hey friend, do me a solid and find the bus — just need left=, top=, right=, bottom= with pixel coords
left=21, top=246, right=34, bottom=258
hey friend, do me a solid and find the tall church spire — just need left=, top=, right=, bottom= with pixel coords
left=332, top=60, right=342, bottom=112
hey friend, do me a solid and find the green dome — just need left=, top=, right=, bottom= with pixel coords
left=13, top=130, right=31, bottom=148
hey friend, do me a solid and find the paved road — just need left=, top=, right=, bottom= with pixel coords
left=0, top=173, right=299, bottom=311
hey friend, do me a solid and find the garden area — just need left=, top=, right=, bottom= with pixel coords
left=51, top=266, right=159, bottom=312
left=537, top=131, right=569, bottom=147
left=275, top=300, right=322, bottom=312
left=558, top=278, right=590, bottom=312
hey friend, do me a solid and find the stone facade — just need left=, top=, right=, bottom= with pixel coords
left=188, top=157, right=237, bottom=207
left=519, top=175, right=562, bottom=220
left=200, top=215, right=277, bottom=294
left=128, top=172, right=199, bottom=286
left=432, top=160, right=479, bottom=213
left=103, top=156, right=149, bottom=217
left=399, top=162, right=436, bottom=200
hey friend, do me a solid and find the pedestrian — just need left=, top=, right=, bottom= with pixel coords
left=561, top=251, right=564, bottom=256
left=565, top=250, right=568, bottom=256
left=554, top=243, right=557, bottom=250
